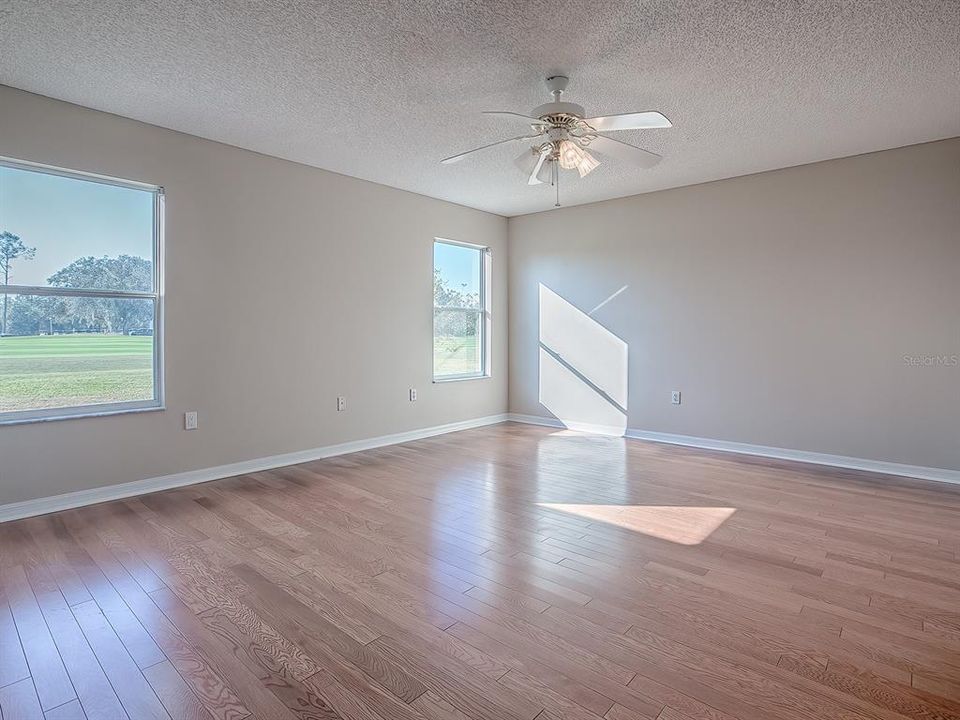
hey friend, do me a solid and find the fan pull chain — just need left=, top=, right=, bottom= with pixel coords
left=555, top=161, right=560, bottom=207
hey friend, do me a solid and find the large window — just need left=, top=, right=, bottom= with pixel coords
left=433, top=239, right=490, bottom=380
left=0, top=158, right=163, bottom=423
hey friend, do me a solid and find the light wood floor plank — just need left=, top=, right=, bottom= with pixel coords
left=69, top=600, right=170, bottom=720
left=0, top=566, right=76, bottom=711
left=0, top=677, right=44, bottom=720
left=0, top=592, right=30, bottom=689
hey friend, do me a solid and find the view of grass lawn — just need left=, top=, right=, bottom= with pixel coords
left=0, top=333, right=473, bottom=415
left=433, top=335, right=481, bottom=376
left=0, top=334, right=154, bottom=413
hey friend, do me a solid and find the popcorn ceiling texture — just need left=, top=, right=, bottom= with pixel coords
left=1, top=0, right=958, bottom=216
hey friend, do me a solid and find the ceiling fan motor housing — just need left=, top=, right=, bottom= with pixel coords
left=532, top=102, right=586, bottom=124
left=537, top=75, right=586, bottom=124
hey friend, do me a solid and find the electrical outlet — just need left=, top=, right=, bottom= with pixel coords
left=409, top=388, right=417, bottom=402
left=184, top=411, right=198, bottom=430
left=337, top=396, right=346, bottom=411
left=671, top=390, right=681, bottom=405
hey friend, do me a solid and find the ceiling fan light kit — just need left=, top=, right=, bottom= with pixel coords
left=441, top=75, right=672, bottom=207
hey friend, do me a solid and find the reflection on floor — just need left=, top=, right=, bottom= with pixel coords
left=2, top=422, right=959, bottom=720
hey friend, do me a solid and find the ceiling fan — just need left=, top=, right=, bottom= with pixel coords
left=441, top=75, right=672, bottom=206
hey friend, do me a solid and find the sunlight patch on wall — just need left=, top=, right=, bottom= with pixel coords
left=537, top=504, right=736, bottom=545
left=538, top=284, right=628, bottom=436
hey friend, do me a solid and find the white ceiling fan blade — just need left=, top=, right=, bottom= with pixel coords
left=482, top=111, right=547, bottom=125
left=586, top=135, right=662, bottom=169
left=581, top=111, right=672, bottom=131
left=528, top=150, right=550, bottom=185
left=512, top=147, right=551, bottom=185
left=537, top=157, right=554, bottom=185
left=441, top=134, right=541, bottom=165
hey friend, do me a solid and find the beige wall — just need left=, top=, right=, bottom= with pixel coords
left=509, top=139, right=960, bottom=471
left=2, top=85, right=957, bottom=510
left=0, top=86, right=508, bottom=505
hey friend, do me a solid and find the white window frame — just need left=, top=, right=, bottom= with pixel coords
left=0, top=156, right=164, bottom=424
left=433, top=238, right=491, bottom=382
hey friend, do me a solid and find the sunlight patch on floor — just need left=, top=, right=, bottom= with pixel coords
left=537, top=504, right=736, bottom=545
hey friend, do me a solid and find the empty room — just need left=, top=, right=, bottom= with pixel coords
left=1, top=2, right=958, bottom=719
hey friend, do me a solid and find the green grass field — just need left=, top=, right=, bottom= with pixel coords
left=433, top=335, right=481, bottom=376
left=0, top=333, right=475, bottom=414
left=0, top=334, right=154, bottom=413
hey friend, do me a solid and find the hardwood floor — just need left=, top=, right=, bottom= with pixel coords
left=1, top=421, right=959, bottom=720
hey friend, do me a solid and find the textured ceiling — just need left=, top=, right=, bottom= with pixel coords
left=1, top=1, right=958, bottom=216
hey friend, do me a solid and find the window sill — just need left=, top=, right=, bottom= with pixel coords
left=0, top=404, right=165, bottom=427
left=433, top=374, right=491, bottom=384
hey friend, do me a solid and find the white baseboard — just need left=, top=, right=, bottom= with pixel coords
left=0, top=413, right=509, bottom=523
left=507, top=413, right=960, bottom=486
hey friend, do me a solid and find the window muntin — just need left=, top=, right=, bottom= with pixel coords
left=433, top=239, right=488, bottom=380
left=0, top=158, right=163, bottom=423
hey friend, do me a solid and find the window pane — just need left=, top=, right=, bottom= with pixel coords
left=0, top=165, right=154, bottom=291
left=434, top=242, right=481, bottom=309
left=0, top=294, right=155, bottom=414
left=433, top=308, right=482, bottom=377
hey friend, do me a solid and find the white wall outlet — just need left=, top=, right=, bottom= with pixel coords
left=409, top=388, right=418, bottom=402
left=337, top=396, right=346, bottom=411
left=671, top=390, right=681, bottom=405
left=184, top=411, right=198, bottom=430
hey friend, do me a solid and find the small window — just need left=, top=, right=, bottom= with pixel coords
left=433, top=239, right=489, bottom=381
left=0, top=158, right=163, bottom=423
